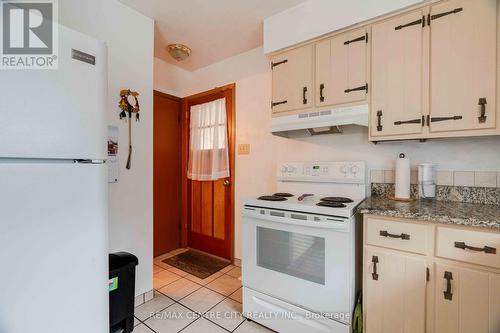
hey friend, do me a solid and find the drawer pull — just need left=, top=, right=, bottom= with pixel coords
left=344, top=83, right=368, bottom=94
left=478, top=97, right=487, bottom=123
left=443, top=271, right=453, bottom=301
left=271, top=100, right=287, bottom=108
left=376, top=110, right=383, bottom=132
left=271, top=59, right=288, bottom=69
left=319, top=83, right=325, bottom=102
left=454, top=241, right=497, bottom=254
left=371, top=256, right=379, bottom=280
left=379, top=230, right=410, bottom=240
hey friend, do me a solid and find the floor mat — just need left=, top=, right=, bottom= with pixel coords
left=163, top=250, right=230, bottom=279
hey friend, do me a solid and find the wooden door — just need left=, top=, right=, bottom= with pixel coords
left=364, top=248, right=427, bottom=333
left=182, top=84, right=235, bottom=260
left=271, top=44, right=314, bottom=114
left=315, top=28, right=368, bottom=107
left=429, top=0, right=497, bottom=133
left=153, top=91, right=181, bottom=257
left=371, top=10, right=425, bottom=138
left=434, top=263, right=500, bottom=333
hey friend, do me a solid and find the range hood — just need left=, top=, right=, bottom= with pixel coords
left=271, top=104, right=368, bottom=136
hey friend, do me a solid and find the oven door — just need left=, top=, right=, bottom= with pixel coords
left=241, top=206, right=356, bottom=325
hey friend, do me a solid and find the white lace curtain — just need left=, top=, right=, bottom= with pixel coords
left=187, top=98, right=230, bottom=181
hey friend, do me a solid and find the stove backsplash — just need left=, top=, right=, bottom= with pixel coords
left=371, top=168, right=500, bottom=205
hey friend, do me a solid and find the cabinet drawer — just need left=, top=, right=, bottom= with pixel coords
left=366, top=218, right=428, bottom=254
left=436, top=227, right=500, bottom=269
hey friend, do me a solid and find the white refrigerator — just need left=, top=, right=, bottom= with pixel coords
left=0, top=25, right=109, bottom=333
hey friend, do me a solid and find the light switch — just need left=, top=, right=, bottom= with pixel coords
left=238, top=144, right=250, bottom=155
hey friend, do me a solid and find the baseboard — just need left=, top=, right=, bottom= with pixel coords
left=134, top=289, right=154, bottom=307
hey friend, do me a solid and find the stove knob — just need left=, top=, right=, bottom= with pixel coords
left=280, top=166, right=287, bottom=173
left=350, top=165, right=360, bottom=175
left=287, top=166, right=296, bottom=173
left=340, top=165, right=349, bottom=174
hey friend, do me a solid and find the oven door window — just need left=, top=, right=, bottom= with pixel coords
left=256, top=226, right=325, bottom=285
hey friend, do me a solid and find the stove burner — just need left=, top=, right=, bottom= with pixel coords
left=273, top=193, right=294, bottom=198
left=258, top=195, right=287, bottom=201
left=316, top=201, right=347, bottom=208
left=320, top=197, right=353, bottom=203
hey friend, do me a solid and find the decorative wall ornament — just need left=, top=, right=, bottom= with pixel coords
left=118, top=89, right=141, bottom=170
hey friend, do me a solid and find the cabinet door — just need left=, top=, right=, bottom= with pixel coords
left=429, top=0, right=497, bottom=133
left=315, top=28, right=367, bottom=107
left=371, top=10, right=425, bottom=137
left=364, top=249, right=427, bottom=333
left=434, top=263, right=500, bottom=333
left=271, top=44, right=314, bottom=114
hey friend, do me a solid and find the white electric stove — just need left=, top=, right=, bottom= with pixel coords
left=242, top=161, right=367, bottom=333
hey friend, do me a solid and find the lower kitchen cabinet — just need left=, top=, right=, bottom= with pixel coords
left=364, top=248, right=427, bottom=333
left=434, top=263, right=500, bottom=333
left=363, top=215, right=500, bottom=333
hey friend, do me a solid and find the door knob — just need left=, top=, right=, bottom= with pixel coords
left=223, top=180, right=231, bottom=186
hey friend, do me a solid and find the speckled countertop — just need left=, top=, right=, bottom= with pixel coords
left=358, top=196, right=500, bottom=230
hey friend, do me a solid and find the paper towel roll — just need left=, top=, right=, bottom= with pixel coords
left=395, top=153, right=411, bottom=199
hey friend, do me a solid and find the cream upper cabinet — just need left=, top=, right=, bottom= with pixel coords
left=271, top=44, right=314, bottom=114
left=371, top=10, right=425, bottom=138
left=315, top=28, right=368, bottom=107
left=429, top=0, right=497, bottom=133
left=434, top=263, right=500, bottom=333
left=364, top=248, right=427, bottom=333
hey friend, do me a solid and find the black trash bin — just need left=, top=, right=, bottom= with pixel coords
left=109, top=252, right=139, bottom=333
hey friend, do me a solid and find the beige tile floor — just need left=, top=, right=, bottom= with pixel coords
left=132, top=249, right=274, bottom=333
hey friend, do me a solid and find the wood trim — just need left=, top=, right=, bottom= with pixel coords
left=153, top=91, right=182, bottom=257
left=181, top=83, right=236, bottom=261
left=154, top=90, right=182, bottom=102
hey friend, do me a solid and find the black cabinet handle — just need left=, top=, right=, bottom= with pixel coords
left=372, top=256, right=379, bottom=280
left=376, top=111, right=383, bottom=132
left=431, top=7, right=463, bottom=21
left=478, top=98, right=487, bottom=123
left=302, top=87, right=308, bottom=105
left=444, top=271, right=453, bottom=301
left=394, top=118, right=423, bottom=126
left=344, top=33, right=367, bottom=45
left=454, top=241, right=496, bottom=254
left=271, top=100, right=287, bottom=108
left=345, top=83, right=368, bottom=94
left=271, top=59, right=288, bottom=69
left=430, top=115, right=462, bottom=123
left=395, top=17, right=424, bottom=30
left=319, top=84, right=325, bottom=102
left=380, top=230, right=410, bottom=240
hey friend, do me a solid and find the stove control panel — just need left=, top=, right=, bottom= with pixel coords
left=278, top=161, right=366, bottom=183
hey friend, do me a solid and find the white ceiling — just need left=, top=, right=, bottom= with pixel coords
left=118, top=0, right=307, bottom=71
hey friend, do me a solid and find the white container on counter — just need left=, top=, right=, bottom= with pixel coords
left=418, top=163, right=436, bottom=199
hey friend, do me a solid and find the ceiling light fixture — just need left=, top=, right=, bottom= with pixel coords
left=167, top=43, right=191, bottom=61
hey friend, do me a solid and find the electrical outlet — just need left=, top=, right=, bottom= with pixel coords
left=238, top=144, right=250, bottom=155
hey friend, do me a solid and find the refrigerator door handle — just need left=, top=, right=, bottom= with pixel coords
left=74, top=159, right=106, bottom=164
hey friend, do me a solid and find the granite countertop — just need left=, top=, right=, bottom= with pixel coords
left=358, top=196, right=500, bottom=230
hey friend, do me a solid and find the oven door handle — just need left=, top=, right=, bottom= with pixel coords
left=242, top=208, right=351, bottom=231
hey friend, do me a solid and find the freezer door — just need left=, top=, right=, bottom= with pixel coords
left=0, top=162, right=108, bottom=333
left=0, top=24, right=107, bottom=159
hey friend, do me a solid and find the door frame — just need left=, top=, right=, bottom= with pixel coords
left=153, top=90, right=182, bottom=257
left=181, top=83, right=236, bottom=261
